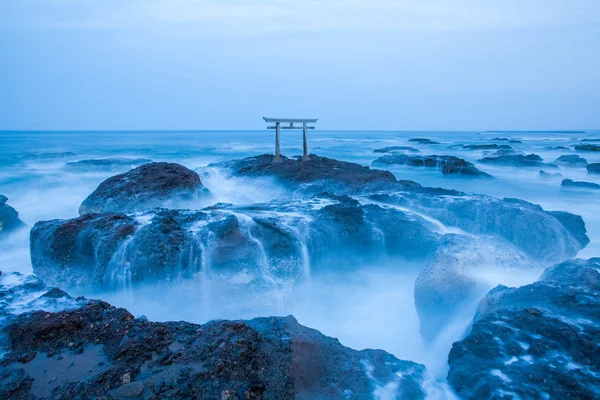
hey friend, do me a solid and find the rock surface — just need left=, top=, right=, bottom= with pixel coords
left=373, top=146, right=420, bottom=153
left=479, top=153, right=557, bottom=168
left=448, top=258, right=600, bottom=400
left=408, top=138, right=439, bottom=144
left=0, top=195, right=26, bottom=238
left=574, top=144, right=600, bottom=152
left=372, top=155, right=491, bottom=178
left=463, top=144, right=512, bottom=150
left=554, top=154, right=588, bottom=167
left=0, top=297, right=428, bottom=400
left=561, top=179, right=600, bottom=190
left=539, top=170, right=562, bottom=179
left=587, top=163, right=600, bottom=174
left=64, top=158, right=152, bottom=171
left=79, top=162, right=210, bottom=215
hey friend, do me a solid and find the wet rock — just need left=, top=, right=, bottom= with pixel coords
left=408, top=138, right=439, bottom=144
left=0, top=195, right=26, bottom=238
left=543, top=146, right=568, bottom=150
left=553, top=154, right=588, bottom=167
left=587, top=163, right=600, bottom=174
left=79, top=162, right=210, bottom=215
left=372, top=155, right=491, bottom=178
left=0, top=300, right=428, bottom=399
left=479, top=153, right=558, bottom=168
left=63, top=158, right=152, bottom=172
left=561, top=179, right=600, bottom=190
left=574, top=144, right=600, bottom=151
left=448, top=258, right=600, bottom=399
left=373, top=146, right=420, bottom=153
left=539, top=170, right=562, bottom=179
left=463, top=144, right=512, bottom=150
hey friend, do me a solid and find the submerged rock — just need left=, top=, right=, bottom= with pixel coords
left=408, top=138, right=439, bottom=144
left=63, top=157, right=152, bottom=172
left=79, top=162, right=210, bottom=215
left=479, top=153, right=557, bottom=168
left=0, top=299, right=428, bottom=399
left=448, top=258, right=600, bottom=399
left=574, top=144, right=600, bottom=151
left=587, top=163, right=600, bottom=174
left=372, top=155, right=491, bottom=178
left=0, top=195, right=26, bottom=238
left=539, top=170, right=562, bottom=179
left=553, top=154, right=588, bottom=167
left=561, top=179, right=600, bottom=190
left=463, top=144, right=512, bottom=150
left=373, top=146, right=420, bottom=153
left=544, top=146, right=569, bottom=150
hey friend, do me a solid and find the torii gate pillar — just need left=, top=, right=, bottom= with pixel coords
left=263, top=117, right=318, bottom=162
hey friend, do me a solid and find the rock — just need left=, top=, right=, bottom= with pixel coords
left=0, top=195, right=26, bottom=238
left=479, top=153, right=558, bottom=168
left=373, top=146, right=420, bottom=153
left=408, top=138, right=439, bottom=144
left=79, top=162, right=210, bottom=215
left=372, top=155, right=491, bottom=178
left=543, top=146, right=568, bottom=150
left=463, top=144, right=512, bottom=150
left=574, top=144, right=600, bottom=151
left=587, top=163, right=600, bottom=174
left=561, top=179, right=600, bottom=190
left=553, top=154, right=588, bottom=167
left=116, top=382, right=144, bottom=398
left=63, top=158, right=152, bottom=172
left=539, top=170, right=561, bottom=178
left=580, top=138, right=600, bottom=142
left=448, top=258, right=600, bottom=399
left=0, top=299, right=428, bottom=399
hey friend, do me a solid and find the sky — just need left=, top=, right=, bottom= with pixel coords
left=1, top=0, right=599, bottom=131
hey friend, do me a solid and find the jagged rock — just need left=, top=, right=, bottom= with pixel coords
left=554, top=154, right=588, bottom=167
left=463, top=144, right=512, bottom=150
left=79, top=162, right=210, bottom=215
left=479, top=154, right=558, bottom=168
left=373, top=146, right=420, bottom=153
left=539, top=170, right=562, bottom=179
left=574, top=144, right=600, bottom=151
left=372, top=155, right=491, bottom=178
left=0, top=300, right=428, bottom=399
left=0, top=195, right=26, bottom=238
left=408, top=138, right=439, bottom=144
left=587, top=163, right=600, bottom=174
left=448, top=258, right=600, bottom=399
left=63, top=158, right=152, bottom=172
left=561, top=179, right=600, bottom=190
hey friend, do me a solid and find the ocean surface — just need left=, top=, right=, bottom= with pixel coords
left=1, top=129, right=599, bottom=396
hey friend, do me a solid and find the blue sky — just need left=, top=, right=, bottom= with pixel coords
left=1, top=0, right=599, bottom=130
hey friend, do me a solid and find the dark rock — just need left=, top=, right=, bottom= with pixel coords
left=508, top=140, right=523, bottom=144
left=479, top=153, right=558, bottom=168
left=0, top=195, right=27, bottom=238
left=587, top=163, right=600, bottom=174
left=372, top=155, right=491, bottom=178
left=79, top=162, right=210, bottom=215
left=463, top=144, right=512, bottom=150
left=561, top=179, right=600, bottom=190
left=544, top=146, right=569, bottom=150
left=554, top=154, right=588, bottom=167
left=373, top=146, right=420, bottom=153
left=448, top=258, right=600, bottom=399
left=539, top=170, right=562, bottom=178
left=580, top=138, right=600, bottom=142
left=574, top=144, right=600, bottom=151
left=0, top=300, right=427, bottom=400
left=63, top=158, right=152, bottom=172
left=408, top=138, right=439, bottom=144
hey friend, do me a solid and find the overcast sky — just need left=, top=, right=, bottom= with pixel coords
left=1, top=0, right=599, bottom=130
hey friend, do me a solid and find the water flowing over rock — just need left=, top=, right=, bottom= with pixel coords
left=373, top=146, right=420, bottom=153
left=463, top=144, right=512, bottom=150
left=0, top=195, right=26, bottom=238
left=539, top=170, right=562, bottom=179
left=408, top=138, right=439, bottom=144
left=479, top=153, right=558, bottom=168
left=447, top=258, right=600, bottom=399
left=561, top=179, right=600, bottom=190
left=63, top=158, right=152, bottom=172
left=574, top=144, right=600, bottom=152
left=79, top=162, right=211, bottom=215
left=554, top=154, right=588, bottom=167
left=0, top=295, right=428, bottom=399
left=587, top=163, right=600, bottom=174
left=372, top=154, right=492, bottom=178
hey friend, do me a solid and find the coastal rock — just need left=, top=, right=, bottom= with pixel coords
left=553, top=154, right=588, bottom=167
left=79, top=162, right=210, bottom=215
left=0, top=300, right=428, bottom=399
left=408, top=138, right=439, bottom=144
left=463, top=144, right=512, bottom=150
left=544, top=146, right=568, bottom=150
left=574, top=144, right=600, bottom=151
left=63, top=158, right=152, bottom=172
left=587, top=163, right=600, bottom=174
left=0, top=195, right=26, bottom=238
left=448, top=258, right=600, bottom=399
left=372, top=155, right=491, bottom=178
left=539, top=170, right=562, bottom=179
left=478, top=153, right=558, bottom=168
left=373, top=146, right=420, bottom=153
left=561, top=179, right=600, bottom=190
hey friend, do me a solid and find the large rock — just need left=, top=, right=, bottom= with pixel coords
left=574, top=144, right=600, bottom=151
left=0, top=299, right=428, bottom=399
left=372, top=155, right=491, bottom=178
left=448, top=258, right=600, bottom=399
left=408, top=138, right=439, bottom=144
left=587, top=163, right=600, bottom=174
left=373, top=146, right=420, bottom=153
left=561, top=179, right=600, bottom=190
left=79, top=162, right=210, bottom=215
left=63, top=158, right=152, bottom=172
left=554, top=154, right=588, bottom=167
left=479, top=153, right=557, bottom=168
left=0, top=195, right=26, bottom=238
left=539, top=170, right=562, bottom=179
left=463, top=144, right=512, bottom=150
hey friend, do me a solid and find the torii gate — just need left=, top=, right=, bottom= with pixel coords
left=263, top=117, right=318, bottom=161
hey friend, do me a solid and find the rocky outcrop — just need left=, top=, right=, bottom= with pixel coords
left=79, top=162, right=210, bottom=215
left=372, top=155, right=491, bottom=178
left=19, top=152, right=76, bottom=161
left=64, top=158, right=152, bottom=172
left=0, top=195, right=26, bottom=238
left=373, top=146, right=420, bottom=153
left=463, top=144, right=512, bottom=150
left=574, top=144, right=600, bottom=151
left=0, top=294, right=428, bottom=399
left=587, top=163, right=600, bottom=174
left=539, top=170, right=562, bottom=179
left=447, top=258, right=600, bottom=399
left=479, top=154, right=558, bottom=168
left=408, top=138, right=439, bottom=144
left=554, top=154, right=588, bottom=167
left=561, top=179, right=600, bottom=190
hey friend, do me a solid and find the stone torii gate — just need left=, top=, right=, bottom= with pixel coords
left=263, top=117, right=318, bottom=161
